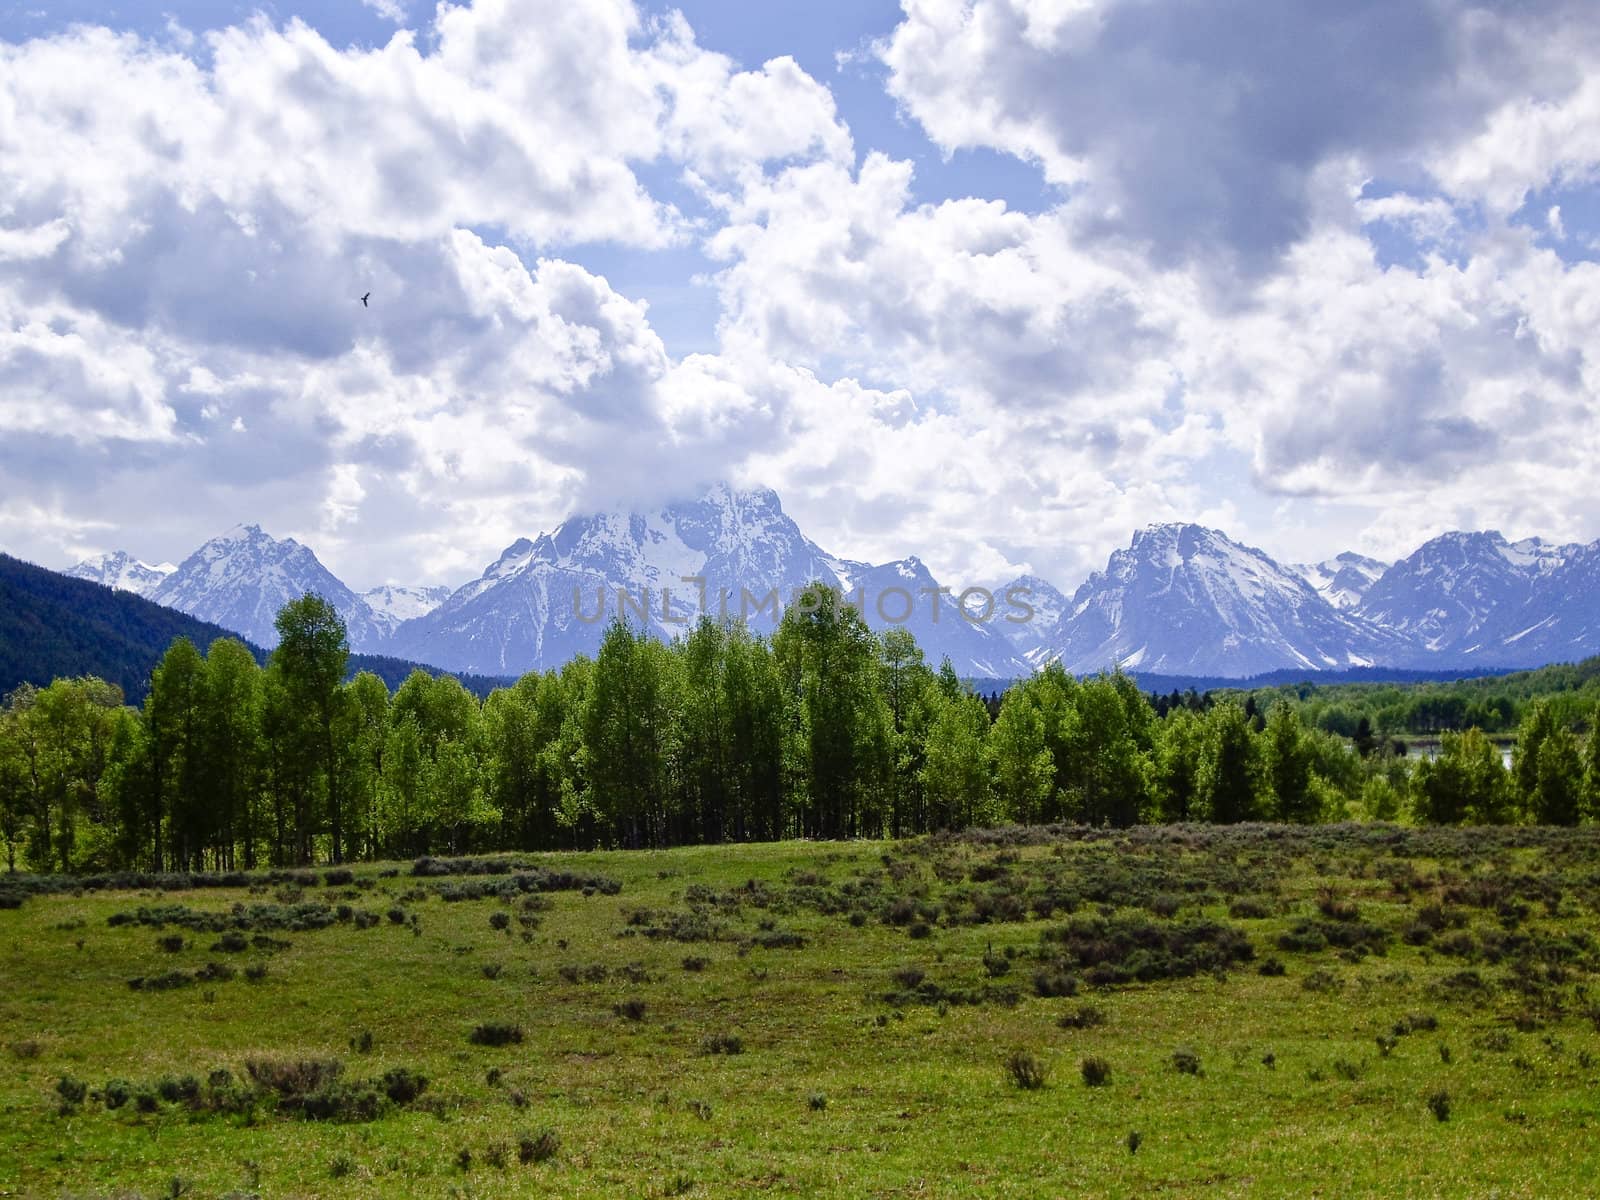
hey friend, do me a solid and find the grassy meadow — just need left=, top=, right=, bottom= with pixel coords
left=3, top=824, right=1599, bottom=1198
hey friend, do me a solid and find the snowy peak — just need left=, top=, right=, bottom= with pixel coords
left=65, top=551, right=176, bottom=598
left=362, top=584, right=452, bottom=634
left=391, top=485, right=850, bottom=677
left=1041, top=523, right=1397, bottom=677
left=1358, top=530, right=1543, bottom=652
left=839, top=557, right=1030, bottom=678
left=151, top=525, right=383, bottom=651
left=389, top=485, right=1028, bottom=678
left=1288, top=551, right=1390, bottom=610
left=997, top=573, right=1070, bottom=662
left=1358, top=529, right=1596, bottom=663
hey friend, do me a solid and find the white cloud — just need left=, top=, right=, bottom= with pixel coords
left=0, top=2, right=856, bottom=584
left=3, top=0, right=1600, bottom=599
left=361, top=0, right=408, bottom=23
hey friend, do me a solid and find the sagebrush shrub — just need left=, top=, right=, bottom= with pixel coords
left=1032, top=967, right=1078, bottom=998
left=1081, top=1057, right=1112, bottom=1087
left=1171, top=1048, right=1202, bottom=1076
left=519, top=1128, right=560, bottom=1164
left=381, top=1067, right=428, bottom=1104
left=245, top=1057, right=344, bottom=1096
left=1057, top=1004, right=1106, bottom=1030
left=700, top=1032, right=743, bottom=1056
left=1427, top=1089, right=1451, bottom=1121
left=468, top=1023, right=524, bottom=1047
left=892, top=965, right=925, bottom=990
left=1005, top=1049, right=1048, bottom=1090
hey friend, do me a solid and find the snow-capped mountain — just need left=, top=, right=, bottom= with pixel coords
left=388, top=486, right=1030, bottom=678
left=1357, top=531, right=1595, bottom=666
left=1037, top=524, right=1404, bottom=677
left=61, top=496, right=1600, bottom=681
left=65, top=551, right=176, bottom=598
left=996, top=573, right=1071, bottom=665
left=362, top=584, right=452, bottom=635
left=832, top=556, right=1029, bottom=679
left=1499, top=540, right=1600, bottom=665
left=389, top=486, right=841, bottom=674
left=1288, top=552, right=1389, bottom=610
left=150, top=524, right=385, bottom=651
left=1356, top=534, right=1580, bottom=662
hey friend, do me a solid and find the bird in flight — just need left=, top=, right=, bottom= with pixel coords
left=360, top=292, right=371, bottom=308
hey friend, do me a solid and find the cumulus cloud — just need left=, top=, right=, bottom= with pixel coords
left=3, top=0, right=1600, bottom=598
left=878, top=0, right=1600, bottom=272
left=0, top=1, right=853, bottom=583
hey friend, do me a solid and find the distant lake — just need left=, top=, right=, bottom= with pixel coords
left=1408, top=739, right=1515, bottom=769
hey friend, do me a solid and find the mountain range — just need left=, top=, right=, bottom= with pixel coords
left=47, top=485, right=1600, bottom=680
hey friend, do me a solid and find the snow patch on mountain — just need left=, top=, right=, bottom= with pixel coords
left=362, top=584, right=453, bottom=634
left=65, top=551, right=176, bottom=598
left=1038, top=524, right=1404, bottom=678
left=1288, top=551, right=1389, bottom=610
left=150, top=524, right=384, bottom=650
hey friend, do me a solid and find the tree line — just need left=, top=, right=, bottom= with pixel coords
left=5, top=587, right=1600, bottom=873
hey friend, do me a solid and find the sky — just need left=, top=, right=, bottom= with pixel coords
left=2, top=0, right=1600, bottom=595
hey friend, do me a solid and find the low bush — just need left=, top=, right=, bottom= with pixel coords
left=701, top=1032, right=744, bottom=1056
left=468, top=1023, right=524, bottom=1047
left=520, top=1129, right=560, bottom=1164
left=1041, top=914, right=1254, bottom=986
left=1005, top=1049, right=1048, bottom=1090
left=891, top=965, right=926, bottom=990
left=1080, top=1056, right=1112, bottom=1087
left=381, top=1067, right=428, bottom=1105
left=1032, top=966, right=1079, bottom=998
left=1056, top=1004, right=1106, bottom=1030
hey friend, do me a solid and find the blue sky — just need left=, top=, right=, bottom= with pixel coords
left=1, top=0, right=1598, bottom=593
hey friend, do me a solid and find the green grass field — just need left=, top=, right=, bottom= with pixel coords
left=3, top=825, right=1598, bottom=1198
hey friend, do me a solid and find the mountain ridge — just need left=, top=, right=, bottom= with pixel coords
left=57, top=491, right=1600, bottom=681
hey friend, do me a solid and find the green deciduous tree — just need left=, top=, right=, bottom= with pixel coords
left=272, top=595, right=351, bottom=862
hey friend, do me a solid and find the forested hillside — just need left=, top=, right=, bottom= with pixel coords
left=0, top=554, right=248, bottom=703
left=0, top=554, right=510, bottom=702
